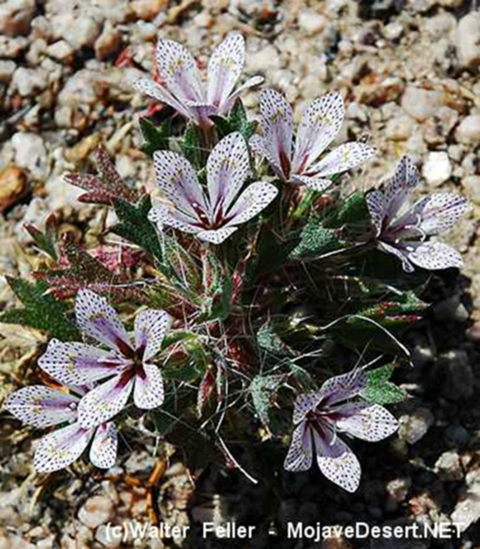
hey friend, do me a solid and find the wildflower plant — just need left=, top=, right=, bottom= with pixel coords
left=1, top=32, right=471, bottom=495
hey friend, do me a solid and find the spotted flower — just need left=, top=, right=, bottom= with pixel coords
left=284, top=368, right=398, bottom=492
left=5, top=385, right=117, bottom=473
left=250, top=88, right=375, bottom=191
left=37, top=290, right=172, bottom=429
left=366, top=156, right=470, bottom=272
left=134, top=32, right=263, bottom=126
left=148, top=132, right=278, bottom=244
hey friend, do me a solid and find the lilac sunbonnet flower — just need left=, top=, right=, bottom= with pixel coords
left=148, top=132, right=278, bottom=244
left=134, top=33, right=263, bottom=126
left=5, top=385, right=117, bottom=473
left=284, top=368, right=398, bottom=492
left=366, top=156, right=470, bottom=272
left=250, top=89, right=375, bottom=191
left=38, top=289, right=172, bottom=429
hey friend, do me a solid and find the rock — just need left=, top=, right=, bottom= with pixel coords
left=247, top=44, right=282, bottom=73
left=0, top=166, right=28, bottom=212
left=456, top=12, right=480, bottom=69
left=61, top=15, right=102, bottom=50
left=78, top=495, right=114, bottom=529
left=444, top=425, right=470, bottom=448
left=0, top=60, right=15, bottom=82
left=462, top=175, right=480, bottom=205
left=383, top=21, right=403, bottom=41
left=95, top=524, right=122, bottom=547
left=434, top=451, right=463, bottom=481
left=451, top=468, right=480, bottom=532
left=439, top=0, right=464, bottom=6
left=437, top=350, right=474, bottom=400
left=385, top=477, right=411, bottom=511
left=11, top=67, right=48, bottom=97
left=11, top=133, right=48, bottom=180
left=356, top=75, right=404, bottom=106
left=432, top=295, right=469, bottom=322
left=422, top=106, right=458, bottom=146
left=59, top=69, right=102, bottom=106
left=385, top=115, right=415, bottom=141
left=131, top=0, right=166, bottom=20
left=0, top=0, right=35, bottom=37
left=422, top=152, right=452, bottom=187
left=398, top=408, right=434, bottom=445
left=297, top=10, right=328, bottom=35
left=94, top=22, right=121, bottom=60
left=411, top=344, right=434, bottom=369
left=425, top=12, right=456, bottom=40
left=401, top=86, right=445, bottom=122
left=46, top=40, right=75, bottom=63
left=455, top=115, right=480, bottom=145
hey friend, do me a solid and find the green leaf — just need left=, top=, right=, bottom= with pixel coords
left=257, top=321, right=295, bottom=356
left=228, top=99, right=258, bottom=141
left=25, top=221, right=58, bottom=261
left=250, top=374, right=284, bottom=425
left=324, top=192, right=370, bottom=229
left=361, top=365, right=406, bottom=404
left=0, top=279, right=80, bottom=341
left=289, top=221, right=343, bottom=260
left=180, top=123, right=202, bottom=168
left=139, top=117, right=170, bottom=157
left=111, top=195, right=163, bottom=261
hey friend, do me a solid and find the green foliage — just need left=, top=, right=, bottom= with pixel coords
left=250, top=374, right=284, bottom=425
left=289, top=220, right=343, bottom=260
left=25, top=214, right=58, bottom=260
left=211, top=99, right=257, bottom=141
left=139, top=117, right=170, bottom=157
left=0, top=278, right=80, bottom=341
left=111, top=195, right=163, bottom=262
left=361, top=365, right=406, bottom=404
left=257, top=321, right=295, bottom=356
left=324, top=192, right=370, bottom=229
left=180, top=123, right=202, bottom=168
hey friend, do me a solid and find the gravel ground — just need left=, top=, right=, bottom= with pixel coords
left=1, top=0, right=480, bottom=548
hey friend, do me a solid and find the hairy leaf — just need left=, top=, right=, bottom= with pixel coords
left=250, top=374, right=284, bottom=425
left=139, top=117, right=170, bottom=157
left=361, top=365, right=406, bottom=404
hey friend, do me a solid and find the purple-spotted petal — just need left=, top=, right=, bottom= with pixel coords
left=383, top=156, right=420, bottom=224
left=336, top=403, right=399, bottom=442
left=292, top=93, right=345, bottom=174
left=292, top=391, right=323, bottom=425
left=38, top=339, right=123, bottom=387
left=221, top=75, right=264, bottom=114
left=223, top=181, right=278, bottom=227
left=378, top=241, right=415, bottom=272
left=34, top=422, right=94, bottom=473
left=407, top=241, right=464, bottom=270
left=207, top=33, right=245, bottom=108
left=366, top=190, right=386, bottom=235
left=310, top=143, right=375, bottom=177
left=319, top=368, right=367, bottom=406
left=206, top=132, right=251, bottom=217
left=134, top=309, right=172, bottom=362
left=290, top=174, right=333, bottom=192
left=148, top=200, right=200, bottom=235
left=156, top=39, right=205, bottom=104
left=90, top=422, right=118, bottom=469
left=133, top=78, right=192, bottom=120
left=153, top=151, right=207, bottom=217
left=259, top=88, right=294, bottom=179
left=77, top=372, right=134, bottom=429
left=75, top=290, right=132, bottom=355
left=284, top=422, right=313, bottom=472
left=5, top=386, right=78, bottom=428
left=313, top=428, right=361, bottom=493
left=133, top=363, right=165, bottom=409
left=185, top=101, right=217, bottom=125
left=196, top=226, right=238, bottom=244
left=414, top=193, right=470, bottom=236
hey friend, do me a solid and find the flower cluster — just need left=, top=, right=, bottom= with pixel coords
left=2, top=32, right=471, bottom=494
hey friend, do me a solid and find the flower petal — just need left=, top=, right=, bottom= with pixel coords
left=383, top=156, right=419, bottom=224
left=206, top=132, right=251, bottom=217
left=34, top=422, right=94, bottom=473
left=77, top=372, right=134, bottom=428
left=310, top=143, right=375, bottom=177
left=133, top=78, right=192, bottom=120
left=292, top=92, right=344, bottom=174
left=148, top=200, right=200, bottom=235
left=284, top=423, right=313, bottom=472
left=221, top=75, right=264, bottom=114
left=259, top=88, right=294, bottom=180
left=156, top=39, right=205, bottom=104
left=290, top=174, right=333, bottom=192
left=75, top=290, right=132, bottom=355
left=319, top=368, right=367, bottom=407
left=336, top=403, right=399, bottom=442
left=313, top=429, right=361, bottom=493
left=196, top=226, right=238, bottom=244
left=153, top=150, right=208, bottom=217
left=408, top=241, right=464, bottom=270
left=414, top=193, right=471, bottom=236
left=134, top=309, right=172, bottom=362
left=89, top=422, right=118, bottom=469
left=133, top=363, right=165, bottom=410
left=378, top=241, right=415, bottom=272
left=292, top=391, right=323, bottom=425
left=38, top=339, right=123, bottom=387
left=207, top=32, right=245, bottom=108
left=5, top=386, right=78, bottom=428
left=366, top=190, right=386, bottom=236
left=223, top=181, right=278, bottom=227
